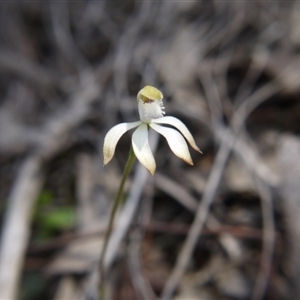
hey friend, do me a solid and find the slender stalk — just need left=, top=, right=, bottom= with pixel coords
left=99, top=146, right=136, bottom=297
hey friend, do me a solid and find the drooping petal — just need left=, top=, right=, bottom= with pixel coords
left=151, top=116, right=202, bottom=153
left=132, top=123, right=156, bottom=175
left=149, top=123, right=194, bottom=165
left=103, top=121, right=141, bottom=165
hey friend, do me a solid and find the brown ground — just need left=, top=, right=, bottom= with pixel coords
left=0, top=1, right=300, bottom=300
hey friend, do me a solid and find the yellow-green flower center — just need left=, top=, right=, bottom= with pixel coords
left=137, top=85, right=163, bottom=103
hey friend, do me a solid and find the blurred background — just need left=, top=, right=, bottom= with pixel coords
left=0, top=1, right=300, bottom=299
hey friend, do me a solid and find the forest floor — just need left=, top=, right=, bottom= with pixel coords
left=1, top=2, right=300, bottom=300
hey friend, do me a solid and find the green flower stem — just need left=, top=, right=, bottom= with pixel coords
left=99, top=146, right=136, bottom=296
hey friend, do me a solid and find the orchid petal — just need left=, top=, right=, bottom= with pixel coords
left=103, top=121, right=141, bottom=165
left=151, top=116, right=202, bottom=153
left=132, top=123, right=156, bottom=175
left=149, top=123, right=194, bottom=165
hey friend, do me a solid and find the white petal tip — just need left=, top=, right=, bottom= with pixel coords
left=189, top=143, right=202, bottom=154
left=103, top=150, right=113, bottom=165
left=184, top=158, right=194, bottom=166
left=148, top=167, right=156, bottom=175
left=196, top=147, right=203, bottom=154
left=143, top=161, right=156, bottom=175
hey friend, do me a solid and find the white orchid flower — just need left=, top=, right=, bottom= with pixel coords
left=103, top=85, right=201, bottom=175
